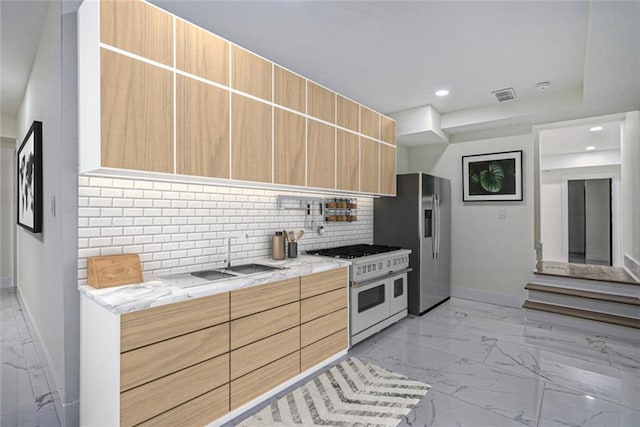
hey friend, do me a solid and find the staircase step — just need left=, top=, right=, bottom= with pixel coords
left=522, top=300, right=640, bottom=329
left=535, top=261, right=639, bottom=285
left=525, top=283, right=640, bottom=306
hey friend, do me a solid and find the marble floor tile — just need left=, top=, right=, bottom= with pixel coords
left=603, top=338, right=640, bottom=374
left=539, top=384, right=640, bottom=427
left=379, top=317, right=497, bottom=363
left=398, top=389, right=525, bottom=427
left=351, top=334, right=544, bottom=426
left=1, top=289, right=60, bottom=427
left=484, top=339, right=640, bottom=411
left=438, top=298, right=526, bottom=324
left=455, top=316, right=610, bottom=365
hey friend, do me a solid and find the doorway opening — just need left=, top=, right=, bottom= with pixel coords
left=567, top=178, right=612, bottom=266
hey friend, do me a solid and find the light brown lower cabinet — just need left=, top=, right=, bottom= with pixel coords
left=300, top=287, right=347, bottom=323
left=120, top=353, right=229, bottom=426
left=231, top=327, right=300, bottom=380
left=231, top=351, right=301, bottom=410
left=110, top=269, right=347, bottom=425
left=301, top=329, right=348, bottom=372
left=230, top=301, right=299, bottom=350
left=121, top=323, right=229, bottom=391
left=301, top=308, right=348, bottom=347
left=137, top=384, right=230, bottom=427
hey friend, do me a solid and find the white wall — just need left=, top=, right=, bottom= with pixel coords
left=397, top=145, right=410, bottom=174
left=0, top=139, right=14, bottom=286
left=621, top=111, right=640, bottom=278
left=1, top=114, right=17, bottom=139
left=406, top=134, right=534, bottom=306
left=77, top=176, right=373, bottom=284
left=16, top=3, right=79, bottom=426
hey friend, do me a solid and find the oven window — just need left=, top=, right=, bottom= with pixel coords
left=358, top=285, right=386, bottom=313
left=394, top=278, right=404, bottom=298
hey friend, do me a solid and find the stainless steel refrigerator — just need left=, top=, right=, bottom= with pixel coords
left=374, top=173, right=451, bottom=315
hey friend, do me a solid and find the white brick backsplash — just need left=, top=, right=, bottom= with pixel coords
left=102, top=188, right=123, bottom=198
left=78, top=176, right=373, bottom=280
left=113, top=199, right=134, bottom=208
left=89, top=218, right=112, bottom=227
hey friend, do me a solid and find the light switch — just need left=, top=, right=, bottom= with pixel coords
left=498, top=208, right=506, bottom=219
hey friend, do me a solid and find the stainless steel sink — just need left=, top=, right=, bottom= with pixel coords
left=191, top=270, right=237, bottom=281
left=225, top=263, right=285, bottom=274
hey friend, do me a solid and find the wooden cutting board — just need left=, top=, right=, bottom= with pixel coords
left=87, top=254, right=143, bottom=289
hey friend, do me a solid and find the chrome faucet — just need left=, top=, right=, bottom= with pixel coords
left=224, top=233, right=248, bottom=269
left=226, top=237, right=232, bottom=269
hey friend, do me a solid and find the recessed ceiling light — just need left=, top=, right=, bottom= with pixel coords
left=586, top=146, right=596, bottom=151
left=435, top=89, right=450, bottom=97
left=584, top=395, right=595, bottom=400
left=590, top=126, right=603, bottom=132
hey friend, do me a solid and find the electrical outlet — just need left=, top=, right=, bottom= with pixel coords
left=498, top=208, right=506, bottom=219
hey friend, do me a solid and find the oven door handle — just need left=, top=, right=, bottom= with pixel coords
left=351, top=268, right=413, bottom=288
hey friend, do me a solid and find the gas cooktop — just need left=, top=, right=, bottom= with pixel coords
left=306, top=244, right=402, bottom=259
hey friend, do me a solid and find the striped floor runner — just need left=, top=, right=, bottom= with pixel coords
left=238, top=358, right=430, bottom=426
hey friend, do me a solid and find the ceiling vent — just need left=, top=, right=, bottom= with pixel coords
left=492, top=88, right=516, bottom=102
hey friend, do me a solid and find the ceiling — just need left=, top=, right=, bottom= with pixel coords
left=2, top=1, right=639, bottom=146
left=539, top=121, right=621, bottom=156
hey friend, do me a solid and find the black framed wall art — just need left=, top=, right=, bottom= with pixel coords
left=462, top=150, right=523, bottom=202
left=17, top=121, right=43, bottom=233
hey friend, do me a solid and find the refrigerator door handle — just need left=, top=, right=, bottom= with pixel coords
left=434, top=193, right=439, bottom=259
left=430, top=197, right=436, bottom=259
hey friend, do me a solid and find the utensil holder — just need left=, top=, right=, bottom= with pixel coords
left=288, top=242, right=298, bottom=258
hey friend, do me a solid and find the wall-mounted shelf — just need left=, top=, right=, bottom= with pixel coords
left=325, top=198, right=357, bottom=222
left=276, top=195, right=323, bottom=213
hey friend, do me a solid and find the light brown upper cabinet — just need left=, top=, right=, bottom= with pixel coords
left=307, top=120, right=336, bottom=189
left=308, top=82, right=336, bottom=124
left=337, top=96, right=359, bottom=133
left=381, top=116, right=397, bottom=145
left=360, top=107, right=380, bottom=140
left=274, top=108, right=306, bottom=187
left=360, top=137, right=379, bottom=194
left=100, top=48, right=173, bottom=173
left=176, top=19, right=229, bottom=86
left=176, top=75, right=229, bottom=179
left=380, top=144, right=397, bottom=195
left=231, top=94, right=272, bottom=183
left=232, top=47, right=272, bottom=102
left=101, top=0, right=173, bottom=66
left=274, top=66, right=306, bottom=113
left=336, top=130, right=359, bottom=192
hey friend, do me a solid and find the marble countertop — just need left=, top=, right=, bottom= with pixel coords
left=78, top=255, right=351, bottom=314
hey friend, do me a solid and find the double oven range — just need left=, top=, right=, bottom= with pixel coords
left=307, top=244, right=411, bottom=345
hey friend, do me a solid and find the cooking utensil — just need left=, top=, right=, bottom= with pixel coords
left=296, top=230, right=304, bottom=241
left=283, top=229, right=289, bottom=243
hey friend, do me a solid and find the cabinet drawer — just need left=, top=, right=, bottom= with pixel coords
left=301, top=329, right=347, bottom=372
left=121, top=323, right=229, bottom=392
left=230, top=278, right=299, bottom=319
left=301, top=287, right=347, bottom=323
left=231, top=327, right=299, bottom=380
left=230, top=351, right=300, bottom=410
left=300, top=268, right=347, bottom=299
left=120, top=353, right=229, bottom=426
left=231, top=302, right=299, bottom=350
left=121, top=292, right=229, bottom=352
left=137, top=383, right=229, bottom=427
left=301, top=308, right=348, bottom=348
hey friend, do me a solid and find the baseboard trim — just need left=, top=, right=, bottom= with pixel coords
left=451, top=286, right=524, bottom=309
left=624, top=254, right=640, bottom=283
left=17, top=288, right=64, bottom=427
left=0, top=277, right=14, bottom=288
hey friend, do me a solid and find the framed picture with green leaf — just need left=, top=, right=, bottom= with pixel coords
left=462, top=150, right=523, bottom=202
